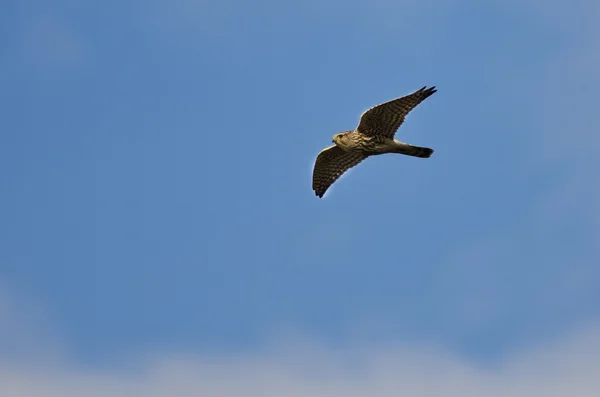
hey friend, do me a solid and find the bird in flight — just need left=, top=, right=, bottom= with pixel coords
left=312, top=86, right=437, bottom=198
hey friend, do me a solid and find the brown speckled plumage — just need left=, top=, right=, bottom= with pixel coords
left=312, top=86, right=436, bottom=198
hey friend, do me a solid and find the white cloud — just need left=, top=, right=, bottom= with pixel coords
left=0, top=281, right=598, bottom=397
left=1, top=283, right=597, bottom=397
left=1, top=322, right=600, bottom=397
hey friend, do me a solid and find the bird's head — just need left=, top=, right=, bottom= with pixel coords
left=332, top=131, right=350, bottom=146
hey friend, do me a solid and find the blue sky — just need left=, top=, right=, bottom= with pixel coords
left=2, top=0, right=600, bottom=394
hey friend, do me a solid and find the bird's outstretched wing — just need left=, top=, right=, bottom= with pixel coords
left=356, top=86, right=436, bottom=138
left=312, top=145, right=367, bottom=198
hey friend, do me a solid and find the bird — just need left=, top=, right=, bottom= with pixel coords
left=312, top=86, right=437, bottom=198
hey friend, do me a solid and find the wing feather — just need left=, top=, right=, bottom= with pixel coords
left=312, top=145, right=367, bottom=198
left=356, top=86, right=436, bottom=138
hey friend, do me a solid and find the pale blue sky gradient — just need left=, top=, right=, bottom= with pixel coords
left=2, top=0, right=599, bottom=378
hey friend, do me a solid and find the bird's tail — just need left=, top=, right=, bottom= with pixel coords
left=394, top=143, right=434, bottom=158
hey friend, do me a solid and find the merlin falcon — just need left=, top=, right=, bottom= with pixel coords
left=312, top=86, right=437, bottom=198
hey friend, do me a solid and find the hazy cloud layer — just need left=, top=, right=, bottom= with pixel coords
left=1, top=286, right=598, bottom=397
left=1, top=324, right=599, bottom=397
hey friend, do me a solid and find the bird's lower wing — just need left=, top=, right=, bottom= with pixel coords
left=356, top=86, right=437, bottom=138
left=312, top=145, right=367, bottom=198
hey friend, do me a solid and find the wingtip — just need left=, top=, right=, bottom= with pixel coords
left=417, top=85, right=437, bottom=95
left=422, top=85, right=437, bottom=97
